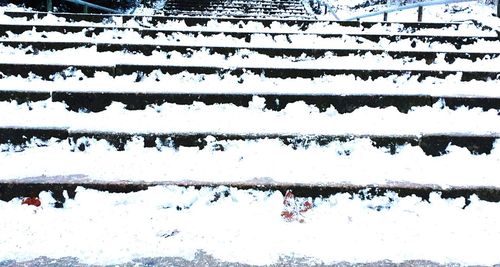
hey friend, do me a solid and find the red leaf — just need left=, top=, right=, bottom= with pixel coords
left=300, top=201, right=313, bottom=212
left=281, top=210, right=295, bottom=221
left=282, top=190, right=313, bottom=223
left=22, top=197, right=41, bottom=207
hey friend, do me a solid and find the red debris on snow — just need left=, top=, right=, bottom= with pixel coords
left=281, top=210, right=296, bottom=222
left=301, top=200, right=313, bottom=212
left=281, top=190, right=313, bottom=223
left=22, top=197, right=41, bottom=207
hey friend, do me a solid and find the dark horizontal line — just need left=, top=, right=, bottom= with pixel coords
left=1, top=181, right=500, bottom=206
left=0, top=63, right=497, bottom=81
left=0, top=127, right=497, bottom=156
left=2, top=91, right=500, bottom=114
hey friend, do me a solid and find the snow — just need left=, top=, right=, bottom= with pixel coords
left=1, top=136, right=500, bottom=188
left=1, top=186, right=500, bottom=265
left=1, top=99, right=500, bottom=136
left=4, top=30, right=499, bottom=54
left=2, top=70, right=500, bottom=98
left=1, top=42, right=500, bottom=72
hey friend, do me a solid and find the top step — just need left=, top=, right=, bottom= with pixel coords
left=2, top=10, right=490, bottom=32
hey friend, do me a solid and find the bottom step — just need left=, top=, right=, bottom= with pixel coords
left=0, top=185, right=499, bottom=266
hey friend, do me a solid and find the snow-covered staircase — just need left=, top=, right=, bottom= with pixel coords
left=1, top=10, right=500, bottom=189
left=1, top=6, right=500, bottom=265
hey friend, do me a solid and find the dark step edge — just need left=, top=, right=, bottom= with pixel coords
left=99, top=43, right=500, bottom=62
left=0, top=64, right=114, bottom=79
left=0, top=128, right=498, bottom=156
left=112, top=65, right=500, bottom=82
left=0, top=63, right=498, bottom=82
left=1, top=180, right=500, bottom=207
left=2, top=91, right=500, bottom=114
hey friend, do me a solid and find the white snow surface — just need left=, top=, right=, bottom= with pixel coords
left=1, top=99, right=500, bottom=136
left=1, top=23, right=498, bottom=54
left=1, top=45, right=500, bottom=72
left=2, top=71, right=500, bottom=98
left=1, top=186, right=500, bottom=265
left=1, top=136, right=500, bottom=188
